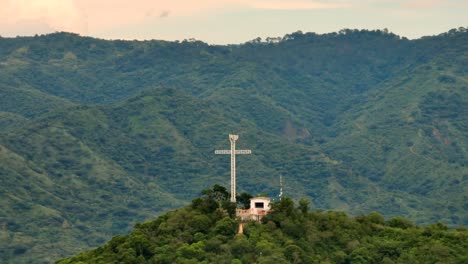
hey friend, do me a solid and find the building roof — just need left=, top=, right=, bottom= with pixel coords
left=251, top=196, right=271, bottom=201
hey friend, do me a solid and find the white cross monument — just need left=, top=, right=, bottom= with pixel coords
left=214, top=134, right=252, bottom=203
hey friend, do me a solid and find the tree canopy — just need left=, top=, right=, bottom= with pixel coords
left=58, top=186, right=468, bottom=264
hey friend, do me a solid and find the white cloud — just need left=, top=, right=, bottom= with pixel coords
left=0, top=0, right=344, bottom=36
left=0, top=0, right=86, bottom=34
left=251, top=1, right=345, bottom=10
left=0, top=18, right=55, bottom=36
left=0, top=0, right=465, bottom=39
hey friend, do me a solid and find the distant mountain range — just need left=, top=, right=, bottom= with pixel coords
left=0, top=28, right=466, bottom=263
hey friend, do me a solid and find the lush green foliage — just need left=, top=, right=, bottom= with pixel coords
left=0, top=28, right=466, bottom=263
left=58, top=186, right=468, bottom=264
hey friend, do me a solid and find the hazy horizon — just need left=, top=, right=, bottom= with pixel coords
left=1, top=0, right=467, bottom=44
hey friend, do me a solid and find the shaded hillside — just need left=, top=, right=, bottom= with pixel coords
left=0, top=28, right=467, bottom=263
left=58, top=186, right=468, bottom=264
left=0, top=30, right=429, bottom=115
left=1, top=84, right=466, bottom=263
left=0, top=87, right=383, bottom=262
left=325, top=53, right=468, bottom=224
left=0, top=112, right=28, bottom=130
left=0, top=85, right=73, bottom=119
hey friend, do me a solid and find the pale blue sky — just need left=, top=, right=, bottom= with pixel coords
left=1, top=0, right=467, bottom=44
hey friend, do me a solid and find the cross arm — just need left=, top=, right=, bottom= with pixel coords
left=214, top=150, right=252, bottom=154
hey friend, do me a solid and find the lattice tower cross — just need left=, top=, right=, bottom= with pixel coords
left=214, top=134, right=251, bottom=202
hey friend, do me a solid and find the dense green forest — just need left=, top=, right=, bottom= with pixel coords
left=0, top=28, right=466, bottom=263
left=58, top=185, right=468, bottom=264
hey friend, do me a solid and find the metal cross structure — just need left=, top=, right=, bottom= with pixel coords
left=214, top=134, right=252, bottom=203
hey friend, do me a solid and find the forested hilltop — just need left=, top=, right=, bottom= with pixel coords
left=58, top=186, right=468, bottom=264
left=0, top=28, right=466, bottom=263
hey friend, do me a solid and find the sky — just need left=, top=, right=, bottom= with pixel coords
left=0, top=0, right=467, bottom=44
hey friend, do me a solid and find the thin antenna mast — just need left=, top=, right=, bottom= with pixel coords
left=279, top=175, right=283, bottom=200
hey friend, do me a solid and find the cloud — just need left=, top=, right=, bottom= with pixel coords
left=249, top=0, right=345, bottom=10
left=159, top=10, right=170, bottom=18
left=0, top=0, right=86, bottom=34
left=0, top=0, right=464, bottom=38
left=1, top=0, right=345, bottom=36
left=403, top=0, right=443, bottom=8
left=402, top=0, right=468, bottom=9
left=0, top=18, right=56, bottom=36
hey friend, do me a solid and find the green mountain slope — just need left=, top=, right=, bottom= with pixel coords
left=325, top=39, right=468, bottom=224
left=0, top=117, right=184, bottom=263
left=0, top=85, right=73, bottom=120
left=0, top=112, right=28, bottom=130
left=0, top=28, right=466, bottom=263
left=0, top=87, right=397, bottom=262
left=2, top=83, right=466, bottom=262
left=58, top=186, right=468, bottom=264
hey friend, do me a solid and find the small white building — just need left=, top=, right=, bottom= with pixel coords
left=237, top=197, right=271, bottom=222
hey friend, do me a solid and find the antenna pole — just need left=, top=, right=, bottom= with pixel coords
left=279, top=175, right=283, bottom=200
